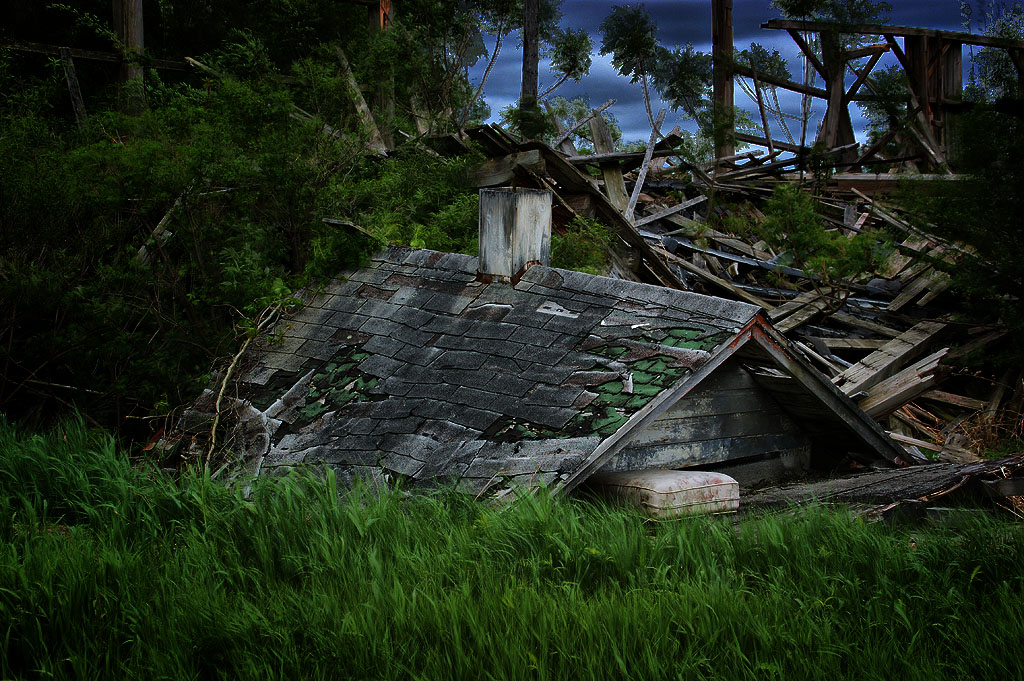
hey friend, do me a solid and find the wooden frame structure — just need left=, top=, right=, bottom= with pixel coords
left=724, top=19, right=1024, bottom=170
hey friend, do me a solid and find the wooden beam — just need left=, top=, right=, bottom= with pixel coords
left=544, top=101, right=579, bottom=156
left=845, top=49, right=885, bottom=102
left=589, top=114, right=629, bottom=212
left=713, top=0, right=735, bottom=158
left=565, top=149, right=678, bottom=165
left=734, top=132, right=808, bottom=154
left=633, top=195, right=707, bottom=228
left=920, top=390, right=987, bottom=411
left=845, top=43, right=890, bottom=60
left=626, top=109, right=666, bottom=222
left=787, top=28, right=828, bottom=81
left=750, top=320, right=909, bottom=463
left=833, top=320, right=948, bottom=397
left=468, top=150, right=545, bottom=187
left=59, top=47, right=86, bottom=126
left=336, top=48, right=388, bottom=155
left=732, top=64, right=829, bottom=99
left=762, top=19, right=1024, bottom=52
left=0, top=40, right=188, bottom=71
left=811, top=338, right=890, bottom=351
left=551, top=99, right=615, bottom=149
left=655, top=245, right=774, bottom=310
left=858, top=348, right=950, bottom=418
left=750, top=64, right=774, bottom=153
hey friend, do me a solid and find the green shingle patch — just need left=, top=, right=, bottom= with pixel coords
left=590, top=345, right=629, bottom=359
left=660, top=328, right=731, bottom=352
left=292, top=346, right=380, bottom=427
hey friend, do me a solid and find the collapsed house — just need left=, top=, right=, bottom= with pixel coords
left=170, top=188, right=908, bottom=501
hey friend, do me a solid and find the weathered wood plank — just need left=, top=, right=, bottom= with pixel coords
left=768, top=289, right=825, bottom=322
left=634, top=195, right=707, bottom=228
left=655, top=245, right=774, bottom=309
left=858, top=348, right=950, bottom=418
left=604, top=432, right=810, bottom=473
left=833, top=320, right=947, bottom=397
left=589, top=114, right=629, bottom=212
left=626, top=108, right=667, bottom=222
left=628, top=409, right=800, bottom=449
left=747, top=323, right=908, bottom=463
left=831, top=312, right=902, bottom=338
left=887, top=431, right=942, bottom=452
left=811, top=337, right=890, bottom=350
left=468, top=150, right=546, bottom=187
left=653, top=387, right=780, bottom=418
left=920, top=390, right=987, bottom=411
left=888, top=268, right=949, bottom=311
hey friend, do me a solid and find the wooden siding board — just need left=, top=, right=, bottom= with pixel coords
left=603, top=433, right=811, bottom=472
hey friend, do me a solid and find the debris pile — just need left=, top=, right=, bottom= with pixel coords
left=457, top=119, right=1020, bottom=471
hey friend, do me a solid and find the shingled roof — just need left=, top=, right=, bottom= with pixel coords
left=177, top=245, right=904, bottom=499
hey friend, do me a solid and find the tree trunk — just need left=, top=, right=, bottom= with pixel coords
left=114, top=0, right=145, bottom=111
left=519, top=0, right=542, bottom=139
left=712, top=0, right=734, bottom=158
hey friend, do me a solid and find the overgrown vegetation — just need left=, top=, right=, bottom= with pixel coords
left=731, top=184, right=879, bottom=307
left=0, top=61, right=486, bottom=433
left=0, top=417, right=1021, bottom=679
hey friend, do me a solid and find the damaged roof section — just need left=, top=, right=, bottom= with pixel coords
left=173, top=245, right=904, bottom=500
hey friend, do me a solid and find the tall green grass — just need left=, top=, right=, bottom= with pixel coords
left=1, top=417, right=1022, bottom=680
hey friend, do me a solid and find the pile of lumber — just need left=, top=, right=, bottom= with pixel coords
left=452, top=113, right=1020, bottom=465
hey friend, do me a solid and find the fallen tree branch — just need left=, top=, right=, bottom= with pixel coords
left=205, top=304, right=283, bottom=469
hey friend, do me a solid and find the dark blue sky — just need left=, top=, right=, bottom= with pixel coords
left=469, top=1, right=972, bottom=144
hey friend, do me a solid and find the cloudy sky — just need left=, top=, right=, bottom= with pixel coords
left=468, top=1, right=974, bottom=144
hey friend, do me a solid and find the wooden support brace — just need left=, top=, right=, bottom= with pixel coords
left=59, top=47, right=86, bottom=126
left=626, top=108, right=667, bottom=222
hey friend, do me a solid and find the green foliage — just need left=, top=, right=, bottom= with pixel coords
left=551, top=216, right=613, bottom=274
left=599, top=4, right=659, bottom=85
left=2, top=416, right=1024, bottom=679
left=738, top=184, right=876, bottom=303
left=770, top=0, right=892, bottom=23
left=544, top=27, right=593, bottom=89
left=856, top=63, right=909, bottom=149
left=600, top=4, right=715, bottom=135
left=0, top=49, right=480, bottom=431
left=965, top=1, right=1024, bottom=101
left=736, top=43, right=791, bottom=82
left=894, top=106, right=1024, bottom=363
left=335, top=149, right=482, bottom=254
left=651, top=44, right=714, bottom=129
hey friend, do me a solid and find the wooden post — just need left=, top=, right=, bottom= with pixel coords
left=367, top=0, right=395, bottom=149
left=817, top=30, right=857, bottom=164
left=589, top=113, right=629, bottom=213
left=519, top=0, right=541, bottom=139
left=712, top=0, right=734, bottom=159
left=114, top=0, right=144, bottom=111
left=59, top=47, right=86, bottom=126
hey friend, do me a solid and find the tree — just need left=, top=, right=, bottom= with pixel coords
left=519, top=0, right=542, bottom=138
left=540, top=27, right=592, bottom=98
left=459, top=0, right=561, bottom=127
left=599, top=4, right=661, bottom=133
left=966, top=1, right=1024, bottom=101
left=651, top=44, right=713, bottom=131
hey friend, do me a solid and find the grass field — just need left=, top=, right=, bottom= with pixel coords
left=1, top=417, right=1022, bottom=680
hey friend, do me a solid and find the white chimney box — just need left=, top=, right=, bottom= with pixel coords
left=478, top=188, right=552, bottom=283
